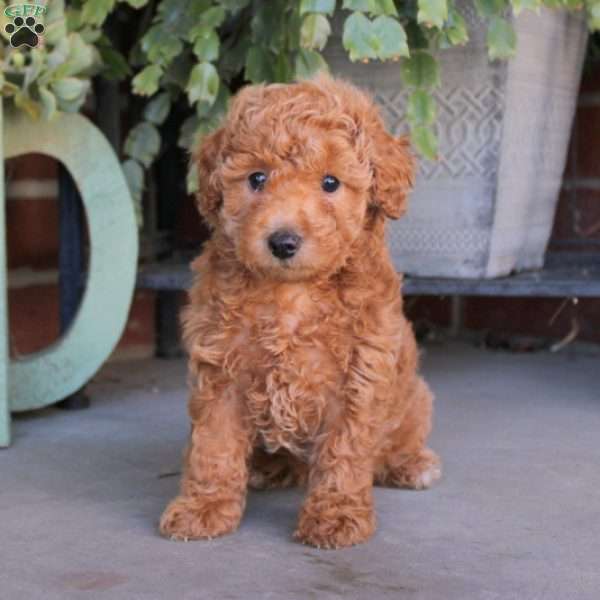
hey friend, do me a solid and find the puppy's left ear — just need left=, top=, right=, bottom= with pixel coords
left=194, top=127, right=226, bottom=225
left=369, top=128, right=415, bottom=220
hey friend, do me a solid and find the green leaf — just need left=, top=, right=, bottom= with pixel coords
left=587, top=0, right=600, bottom=30
left=300, top=0, right=336, bottom=15
left=161, top=54, right=194, bottom=88
left=50, top=77, right=90, bottom=113
left=187, top=162, right=199, bottom=195
left=511, top=0, right=541, bottom=13
left=14, top=91, right=41, bottom=120
left=124, top=0, right=149, bottom=7
left=156, top=0, right=211, bottom=38
left=80, top=0, right=115, bottom=25
left=38, top=86, right=58, bottom=120
left=122, top=159, right=145, bottom=227
left=65, top=6, right=83, bottom=31
left=132, top=64, right=163, bottom=96
left=79, top=27, right=103, bottom=44
left=46, top=37, right=71, bottom=72
left=474, top=0, right=508, bottom=17
left=122, top=160, right=144, bottom=200
left=250, top=2, right=290, bottom=52
left=186, top=62, right=219, bottom=106
left=51, top=77, right=89, bottom=102
left=342, top=12, right=378, bottom=62
left=407, top=90, right=437, bottom=126
left=273, top=53, right=294, bottom=83
left=23, top=49, right=45, bottom=88
left=301, top=14, right=332, bottom=50
left=295, top=49, right=329, bottom=78
left=371, top=15, right=409, bottom=59
left=487, top=16, right=516, bottom=60
left=343, top=0, right=375, bottom=11
left=142, top=25, right=184, bottom=65
left=412, top=125, right=438, bottom=160
left=220, top=0, right=252, bottom=12
left=1, top=80, right=20, bottom=98
left=401, top=52, right=440, bottom=88
left=144, top=92, right=171, bottom=125
left=405, top=21, right=430, bottom=49
left=196, top=116, right=223, bottom=138
left=245, top=46, right=273, bottom=82
left=98, top=45, right=131, bottom=81
left=288, top=7, right=305, bottom=51
left=196, top=84, right=231, bottom=119
left=124, top=122, right=161, bottom=168
left=193, top=29, right=220, bottom=61
left=57, top=33, right=96, bottom=78
left=199, top=6, right=226, bottom=28
left=179, top=115, right=200, bottom=150
left=44, top=0, right=68, bottom=45
left=442, top=7, right=469, bottom=46
left=417, top=0, right=448, bottom=28
left=372, top=0, right=398, bottom=14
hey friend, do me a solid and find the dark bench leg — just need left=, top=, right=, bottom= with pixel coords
left=56, top=164, right=90, bottom=410
left=156, top=290, right=183, bottom=358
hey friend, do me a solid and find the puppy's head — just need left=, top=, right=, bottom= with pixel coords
left=194, top=75, right=414, bottom=281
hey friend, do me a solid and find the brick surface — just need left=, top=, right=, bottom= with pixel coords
left=405, top=296, right=451, bottom=328
left=175, top=194, right=210, bottom=250
left=115, top=290, right=156, bottom=355
left=6, top=197, right=60, bottom=269
left=463, top=297, right=600, bottom=344
left=580, top=61, right=600, bottom=94
left=571, top=189, right=600, bottom=239
left=8, top=284, right=156, bottom=359
left=573, top=104, right=600, bottom=179
left=550, top=188, right=576, bottom=242
left=8, top=284, right=60, bottom=356
left=5, top=153, right=58, bottom=181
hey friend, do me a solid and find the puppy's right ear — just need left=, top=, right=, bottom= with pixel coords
left=194, top=127, right=226, bottom=225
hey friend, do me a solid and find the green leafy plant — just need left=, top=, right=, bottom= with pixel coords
left=121, top=0, right=600, bottom=208
left=0, top=0, right=106, bottom=118
left=2, top=0, right=600, bottom=218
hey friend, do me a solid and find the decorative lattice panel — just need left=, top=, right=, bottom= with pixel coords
left=375, top=85, right=505, bottom=180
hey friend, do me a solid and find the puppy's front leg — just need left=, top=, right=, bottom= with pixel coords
left=294, top=337, right=396, bottom=549
left=294, top=353, right=379, bottom=552
left=294, top=417, right=375, bottom=549
left=160, top=371, right=251, bottom=541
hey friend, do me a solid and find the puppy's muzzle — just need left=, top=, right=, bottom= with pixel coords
left=268, top=230, right=302, bottom=260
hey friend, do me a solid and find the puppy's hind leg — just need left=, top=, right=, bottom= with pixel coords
left=375, top=377, right=441, bottom=490
left=249, top=448, right=308, bottom=490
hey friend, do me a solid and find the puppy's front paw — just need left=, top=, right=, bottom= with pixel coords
left=294, top=491, right=375, bottom=549
left=159, top=494, right=243, bottom=541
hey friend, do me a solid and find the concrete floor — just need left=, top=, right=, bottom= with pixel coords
left=2, top=342, right=600, bottom=599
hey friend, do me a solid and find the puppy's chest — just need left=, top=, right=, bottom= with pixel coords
left=231, top=287, right=352, bottom=453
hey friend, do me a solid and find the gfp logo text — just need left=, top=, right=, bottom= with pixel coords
left=4, top=3, right=46, bottom=18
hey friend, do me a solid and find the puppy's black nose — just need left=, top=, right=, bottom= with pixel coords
left=268, top=230, right=302, bottom=260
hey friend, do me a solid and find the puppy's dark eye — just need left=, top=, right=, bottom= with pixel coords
left=322, top=175, right=340, bottom=193
left=248, top=171, right=267, bottom=191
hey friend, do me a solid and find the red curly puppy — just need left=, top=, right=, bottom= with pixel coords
left=159, top=75, right=441, bottom=549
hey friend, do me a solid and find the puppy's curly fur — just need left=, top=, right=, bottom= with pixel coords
left=160, top=75, right=441, bottom=549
